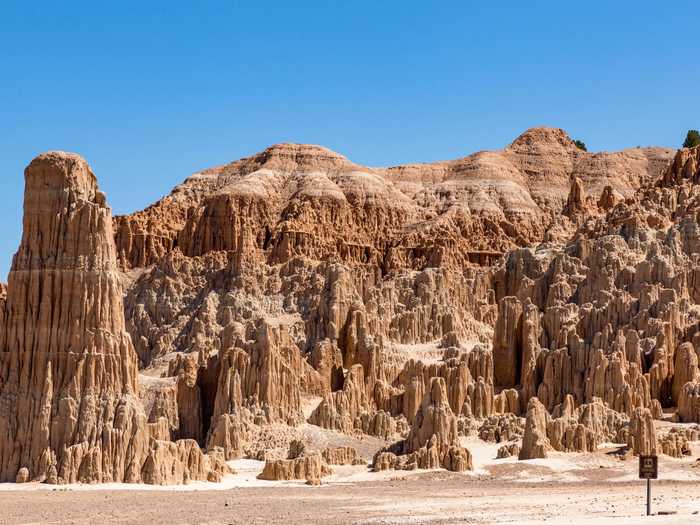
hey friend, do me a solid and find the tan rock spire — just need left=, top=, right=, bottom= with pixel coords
left=0, top=152, right=142, bottom=482
left=0, top=152, right=224, bottom=484
left=562, top=175, right=588, bottom=219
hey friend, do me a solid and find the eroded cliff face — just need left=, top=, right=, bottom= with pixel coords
left=0, top=152, right=226, bottom=484
left=4, top=130, right=697, bottom=483
left=114, top=130, right=673, bottom=271
left=108, top=130, right=683, bottom=471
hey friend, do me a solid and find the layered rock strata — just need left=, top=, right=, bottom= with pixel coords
left=3, top=135, right=693, bottom=481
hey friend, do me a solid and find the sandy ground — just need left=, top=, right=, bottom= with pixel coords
left=3, top=439, right=700, bottom=524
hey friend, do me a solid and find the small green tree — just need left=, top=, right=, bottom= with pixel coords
left=683, top=130, right=700, bottom=148
left=573, top=139, right=587, bottom=152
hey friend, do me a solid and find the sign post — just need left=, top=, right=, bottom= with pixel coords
left=639, top=455, right=658, bottom=516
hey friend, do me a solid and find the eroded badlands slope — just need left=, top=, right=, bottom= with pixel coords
left=0, top=153, right=227, bottom=484
left=6, top=127, right=700, bottom=486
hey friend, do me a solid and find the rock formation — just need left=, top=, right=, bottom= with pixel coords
left=497, top=442, right=521, bottom=458
left=321, top=446, right=365, bottom=466
left=258, top=453, right=331, bottom=482
left=258, top=441, right=332, bottom=482
left=478, top=413, right=525, bottom=443
left=519, top=396, right=628, bottom=459
left=519, top=398, right=553, bottom=459
left=0, top=152, right=225, bottom=484
left=372, top=377, right=473, bottom=472
left=626, top=408, right=657, bottom=456
left=657, top=426, right=696, bottom=458
left=3, top=132, right=695, bottom=483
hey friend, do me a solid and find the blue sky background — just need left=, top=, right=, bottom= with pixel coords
left=1, top=1, right=699, bottom=278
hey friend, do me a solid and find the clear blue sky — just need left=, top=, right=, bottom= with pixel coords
left=1, top=1, right=699, bottom=279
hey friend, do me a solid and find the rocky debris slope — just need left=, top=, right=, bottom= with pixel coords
left=0, top=152, right=226, bottom=484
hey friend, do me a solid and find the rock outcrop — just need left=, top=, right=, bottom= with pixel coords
left=0, top=152, right=224, bottom=484
left=258, top=441, right=332, bottom=482
left=626, top=408, right=657, bottom=456
left=115, top=130, right=672, bottom=271
left=519, top=398, right=553, bottom=460
left=497, top=442, right=521, bottom=458
left=258, top=453, right=331, bottom=482
left=478, top=414, right=525, bottom=443
left=657, top=426, right=696, bottom=458
left=519, top=396, right=628, bottom=460
left=372, top=378, right=473, bottom=472
left=1, top=135, right=691, bottom=481
left=321, top=446, right=365, bottom=466
left=104, top=133, right=679, bottom=477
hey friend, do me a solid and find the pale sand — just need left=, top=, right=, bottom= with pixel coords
left=2, top=441, right=700, bottom=523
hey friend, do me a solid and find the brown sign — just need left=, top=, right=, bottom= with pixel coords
left=639, top=455, right=658, bottom=479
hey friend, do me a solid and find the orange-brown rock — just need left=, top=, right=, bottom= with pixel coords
left=0, top=152, right=223, bottom=485
left=372, top=377, right=473, bottom=472
left=141, top=440, right=230, bottom=485
left=657, top=427, right=695, bottom=458
left=626, top=408, right=657, bottom=456
left=679, top=382, right=700, bottom=422
left=519, top=398, right=553, bottom=459
left=115, top=131, right=672, bottom=271
left=309, top=364, right=385, bottom=436
left=321, top=446, right=365, bottom=466
left=519, top=396, right=627, bottom=460
left=478, top=414, right=525, bottom=443
left=496, top=442, right=521, bottom=458
left=1, top=134, right=687, bottom=484
left=258, top=444, right=332, bottom=482
left=562, top=176, right=591, bottom=221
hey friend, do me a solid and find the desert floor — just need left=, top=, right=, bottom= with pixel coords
left=3, top=438, right=700, bottom=525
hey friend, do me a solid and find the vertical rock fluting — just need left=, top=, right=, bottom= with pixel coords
left=493, top=297, right=522, bottom=388
left=0, top=152, right=222, bottom=484
left=372, top=377, right=473, bottom=472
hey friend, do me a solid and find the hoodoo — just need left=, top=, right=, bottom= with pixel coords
left=0, top=152, right=225, bottom=484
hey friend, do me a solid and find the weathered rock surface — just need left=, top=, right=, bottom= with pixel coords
left=258, top=441, right=332, bottom=482
left=0, top=152, right=225, bottom=484
left=519, top=398, right=553, bottom=459
left=496, top=442, right=521, bottom=458
left=372, top=377, right=473, bottom=472
left=3, top=135, right=694, bottom=481
left=519, top=396, right=628, bottom=459
left=478, top=414, right=525, bottom=443
left=103, top=133, right=682, bottom=476
left=115, top=130, right=672, bottom=272
left=657, top=426, right=696, bottom=458
left=321, top=446, right=365, bottom=466
left=626, top=408, right=657, bottom=456
left=258, top=453, right=331, bottom=482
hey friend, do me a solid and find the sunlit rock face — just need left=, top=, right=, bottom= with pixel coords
left=8, top=132, right=700, bottom=482
left=0, top=152, right=226, bottom=484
